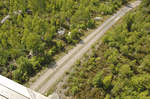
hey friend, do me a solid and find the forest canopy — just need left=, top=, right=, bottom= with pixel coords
left=0, top=0, right=132, bottom=83
left=65, top=0, right=150, bottom=98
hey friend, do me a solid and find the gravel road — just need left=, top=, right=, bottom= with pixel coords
left=30, top=0, right=141, bottom=94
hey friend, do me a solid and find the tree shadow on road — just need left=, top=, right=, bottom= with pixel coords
left=79, top=40, right=84, bottom=44
left=47, top=60, right=57, bottom=69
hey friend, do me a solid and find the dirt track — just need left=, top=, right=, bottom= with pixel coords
left=29, top=0, right=141, bottom=94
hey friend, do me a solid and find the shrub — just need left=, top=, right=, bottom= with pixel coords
left=103, top=75, right=112, bottom=90
left=56, top=40, right=65, bottom=51
left=12, top=56, right=33, bottom=83
left=119, top=64, right=132, bottom=77
left=93, top=71, right=103, bottom=87
left=71, top=86, right=79, bottom=95
left=87, top=19, right=95, bottom=29
left=48, top=46, right=57, bottom=56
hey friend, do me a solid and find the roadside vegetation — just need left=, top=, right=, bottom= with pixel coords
left=0, top=0, right=132, bottom=83
left=64, top=0, right=150, bottom=98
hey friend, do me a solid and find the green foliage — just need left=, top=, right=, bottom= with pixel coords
left=99, top=3, right=115, bottom=15
left=71, top=7, right=90, bottom=26
left=48, top=46, right=57, bottom=56
left=105, top=94, right=111, bottom=99
left=66, top=1, right=150, bottom=98
left=131, top=74, right=150, bottom=92
left=87, top=19, right=95, bottom=29
left=138, top=55, right=150, bottom=72
left=66, top=29, right=81, bottom=44
left=93, top=72, right=103, bottom=87
left=0, top=0, right=133, bottom=83
left=103, top=75, right=112, bottom=90
left=29, top=56, right=41, bottom=72
left=56, top=40, right=65, bottom=51
left=25, top=33, right=45, bottom=53
left=71, top=86, right=79, bottom=95
left=12, top=56, right=33, bottom=83
left=119, top=64, right=132, bottom=77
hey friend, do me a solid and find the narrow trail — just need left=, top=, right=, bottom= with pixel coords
left=29, top=0, right=141, bottom=94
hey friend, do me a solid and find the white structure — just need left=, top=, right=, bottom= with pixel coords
left=1, top=15, right=10, bottom=24
left=0, top=75, right=51, bottom=99
left=58, top=28, right=66, bottom=35
left=68, top=32, right=71, bottom=36
left=1, top=10, right=22, bottom=24
left=13, top=10, right=22, bottom=15
left=94, top=17, right=102, bottom=21
left=48, top=93, right=59, bottom=99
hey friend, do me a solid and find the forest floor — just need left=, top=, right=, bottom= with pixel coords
left=29, top=0, right=141, bottom=95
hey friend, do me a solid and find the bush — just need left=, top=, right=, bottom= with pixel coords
left=87, top=19, right=95, bottom=29
left=138, top=55, right=150, bottom=72
left=78, top=24, right=87, bottom=30
left=105, top=94, right=111, bottom=99
left=93, top=71, right=103, bottom=87
left=103, top=75, right=112, bottom=90
left=48, top=46, right=57, bottom=56
left=71, top=86, right=79, bottom=95
left=65, top=29, right=81, bottom=44
left=30, top=56, right=41, bottom=72
left=99, top=3, right=114, bottom=15
left=12, top=56, right=34, bottom=83
left=56, top=40, right=65, bottom=51
left=119, top=64, right=132, bottom=77
left=13, top=69, right=28, bottom=83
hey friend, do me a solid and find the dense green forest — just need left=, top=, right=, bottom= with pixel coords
left=0, top=0, right=131, bottom=83
left=65, top=0, right=150, bottom=98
